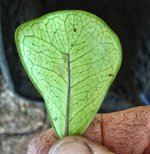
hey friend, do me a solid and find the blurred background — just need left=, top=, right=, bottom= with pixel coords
left=0, top=0, right=150, bottom=153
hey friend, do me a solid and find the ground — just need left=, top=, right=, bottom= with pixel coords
left=0, top=76, right=50, bottom=154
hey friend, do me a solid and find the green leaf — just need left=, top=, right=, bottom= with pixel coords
left=15, top=10, right=122, bottom=138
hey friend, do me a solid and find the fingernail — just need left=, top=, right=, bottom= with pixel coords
left=49, top=137, right=92, bottom=154
left=49, top=136, right=115, bottom=154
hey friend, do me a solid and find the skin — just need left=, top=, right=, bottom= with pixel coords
left=27, top=106, right=150, bottom=154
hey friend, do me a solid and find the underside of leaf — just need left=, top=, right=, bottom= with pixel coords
left=15, top=10, right=122, bottom=138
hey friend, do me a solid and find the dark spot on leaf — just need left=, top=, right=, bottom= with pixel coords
left=71, top=44, right=73, bottom=47
left=108, top=74, right=113, bottom=77
left=73, top=28, right=76, bottom=32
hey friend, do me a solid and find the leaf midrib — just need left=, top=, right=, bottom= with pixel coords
left=65, top=50, right=71, bottom=136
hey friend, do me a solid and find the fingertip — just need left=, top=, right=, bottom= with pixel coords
left=49, top=136, right=114, bottom=154
left=84, top=114, right=102, bottom=143
left=27, top=137, right=38, bottom=154
left=49, top=136, right=91, bottom=154
left=27, top=128, right=57, bottom=154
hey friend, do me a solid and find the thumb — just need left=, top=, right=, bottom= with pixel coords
left=49, top=136, right=114, bottom=154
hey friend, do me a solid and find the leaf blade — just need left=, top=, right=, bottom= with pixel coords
left=15, top=10, right=122, bottom=138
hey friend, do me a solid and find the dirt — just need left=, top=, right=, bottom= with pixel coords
left=0, top=76, right=50, bottom=154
